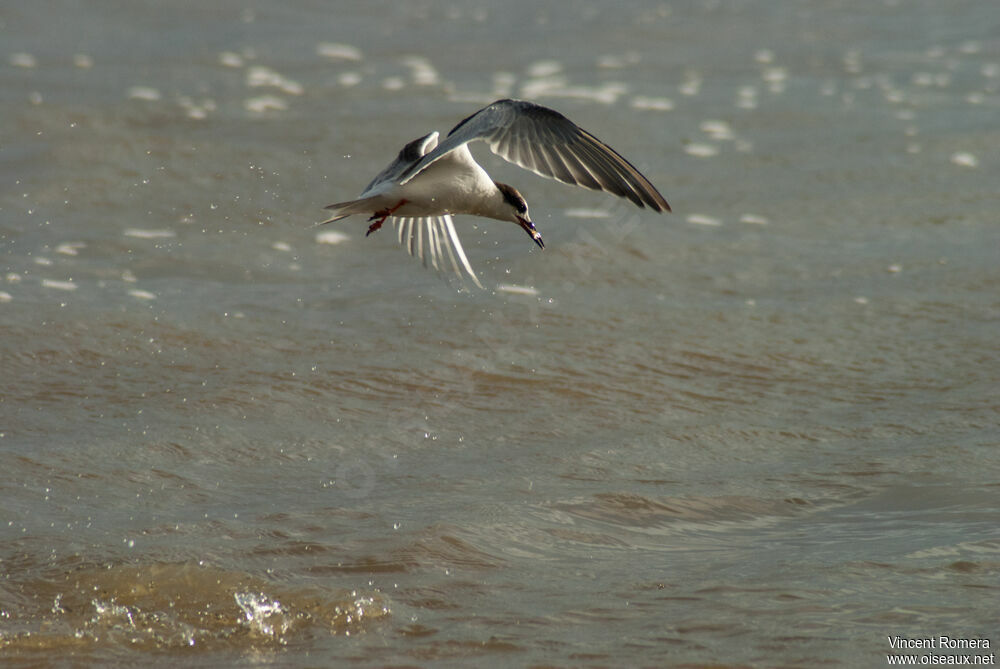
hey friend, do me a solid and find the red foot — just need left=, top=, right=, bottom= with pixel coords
left=366, top=199, right=408, bottom=236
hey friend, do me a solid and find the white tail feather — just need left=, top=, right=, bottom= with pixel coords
left=318, top=197, right=379, bottom=225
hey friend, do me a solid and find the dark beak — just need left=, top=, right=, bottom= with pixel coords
left=517, top=216, right=544, bottom=249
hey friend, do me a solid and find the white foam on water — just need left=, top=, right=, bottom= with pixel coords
left=246, top=66, right=303, bottom=95
left=381, top=76, right=405, bottom=91
left=10, top=53, right=37, bottom=68
left=527, top=60, right=563, bottom=78
left=631, top=96, right=674, bottom=111
left=42, top=279, right=77, bottom=291
left=523, top=82, right=627, bottom=105
left=597, top=53, right=640, bottom=69
left=124, top=228, right=176, bottom=239
left=127, top=86, right=162, bottom=101
left=700, top=120, right=734, bottom=140
left=912, top=72, right=936, bottom=87
left=179, top=97, right=216, bottom=120
left=315, top=230, right=349, bottom=245
left=56, top=242, right=86, bottom=256
left=737, top=86, right=758, bottom=109
left=763, top=67, right=787, bottom=93
left=219, top=52, right=244, bottom=68
left=244, top=96, right=287, bottom=113
left=959, top=40, right=982, bottom=55
left=684, top=143, right=718, bottom=158
left=564, top=208, right=611, bottom=219
left=338, top=72, right=362, bottom=87
left=519, top=76, right=567, bottom=99
left=687, top=214, right=722, bottom=226
left=401, top=56, right=440, bottom=86
left=680, top=73, right=702, bottom=96
left=950, top=152, right=977, bottom=167
left=754, top=49, right=775, bottom=64
left=316, top=42, right=363, bottom=61
left=883, top=89, right=905, bottom=104
left=843, top=49, right=863, bottom=74
left=497, top=283, right=539, bottom=296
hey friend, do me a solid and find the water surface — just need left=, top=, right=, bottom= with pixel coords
left=2, top=1, right=998, bottom=666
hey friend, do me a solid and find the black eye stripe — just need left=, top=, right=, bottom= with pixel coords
left=495, top=181, right=528, bottom=213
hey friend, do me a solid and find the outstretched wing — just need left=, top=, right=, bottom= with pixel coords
left=390, top=215, right=484, bottom=290
left=360, top=131, right=439, bottom=197
left=399, top=99, right=670, bottom=212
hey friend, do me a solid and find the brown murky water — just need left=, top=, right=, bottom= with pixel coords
left=2, top=1, right=998, bottom=666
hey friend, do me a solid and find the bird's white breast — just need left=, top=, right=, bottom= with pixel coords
left=391, top=144, right=501, bottom=217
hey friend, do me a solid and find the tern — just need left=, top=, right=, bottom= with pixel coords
left=321, top=98, right=670, bottom=287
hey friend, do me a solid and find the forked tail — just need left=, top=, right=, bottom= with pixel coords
left=318, top=197, right=378, bottom=225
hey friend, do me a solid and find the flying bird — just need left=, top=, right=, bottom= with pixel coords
left=321, top=98, right=670, bottom=287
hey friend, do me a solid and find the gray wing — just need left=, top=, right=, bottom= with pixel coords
left=359, top=131, right=439, bottom=197
left=390, top=215, right=484, bottom=290
left=399, top=99, right=670, bottom=212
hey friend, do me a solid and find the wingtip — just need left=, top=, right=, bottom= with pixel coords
left=644, top=190, right=671, bottom=213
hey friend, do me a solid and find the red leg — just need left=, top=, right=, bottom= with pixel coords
left=366, top=199, right=408, bottom=236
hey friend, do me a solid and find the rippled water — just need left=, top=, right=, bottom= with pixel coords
left=2, top=1, right=999, bottom=666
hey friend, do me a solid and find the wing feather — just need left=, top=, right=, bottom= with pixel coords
left=360, top=131, right=439, bottom=197
left=389, top=216, right=484, bottom=289
left=400, top=99, right=670, bottom=212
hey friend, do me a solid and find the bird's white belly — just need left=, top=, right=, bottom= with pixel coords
left=389, top=146, right=495, bottom=217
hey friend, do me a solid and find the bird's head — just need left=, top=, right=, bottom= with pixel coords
left=494, top=181, right=543, bottom=249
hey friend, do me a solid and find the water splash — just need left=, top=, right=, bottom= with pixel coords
left=234, top=591, right=292, bottom=640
